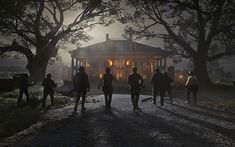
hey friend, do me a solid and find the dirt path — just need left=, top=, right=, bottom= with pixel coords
left=0, top=94, right=234, bottom=147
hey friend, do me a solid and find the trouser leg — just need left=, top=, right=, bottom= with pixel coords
left=168, top=87, right=173, bottom=103
left=108, top=92, right=112, bottom=108
left=81, top=91, right=87, bottom=110
left=74, top=92, right=81, bottom=112
left=160, top=89, right=165, bottom=106
left=25, top=90, right=30, bottom=104
left=49, top=93, right=54, bottom=106
left=131, top=92, right=137, bottom=110
left=136, top=92, right=140, bottom=109
left=17, top=90, right=23, bottom=106
left=42, top=92, right=48, bottom=108
left=104, top=92, right=108, bottom=107
left=187, top=90, right=191, bottom=104
left=153, top=88, right=157, bottom=104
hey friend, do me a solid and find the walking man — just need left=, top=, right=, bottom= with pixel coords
left=128, top=67, right=144, bottom=111
left=151, top=68, right=165, bottom=106
left=17, top=74, right=30, bottom=106
left=98, top=67, right=116, bottom=108
left=73, top=66, right=90, bottom=112
left=163, top=72, right=174, bottom=103
left=42, top=74, right=56, bottom=108
left=185, top=71, right=198, bottom=105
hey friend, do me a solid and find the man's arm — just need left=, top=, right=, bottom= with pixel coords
left=86, top=74, right=90, bottom=91
left=128, top=75, right=131, bottom=85
left=185, top=77, right=190, bottom=86
left=112, top=75, right=117, bottom=82
left=151, top=74, right=155, bottom=84
left=53, top=80, right=56, bottom=88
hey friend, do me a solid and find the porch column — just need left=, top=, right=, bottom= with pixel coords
left=159, top=58, right=163, bottom=70
left=75, top=59, right=78, bottom=72
left=163, top=57, right=167, bottom=72
left=71, top=56, right=74, bottom=80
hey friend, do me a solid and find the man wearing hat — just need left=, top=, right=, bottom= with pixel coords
left=42, top=74, right=56, bottom=108
left=128, top=67, right=144, bottom=111
left=185, top=71, right=198, bottom=105
left=73, top=66, right=90, bottom=112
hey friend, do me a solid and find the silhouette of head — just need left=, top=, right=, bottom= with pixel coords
left=79, top=66, right=85, bottom=72
left=188, top=71, right=194, bottom=76
left=155, top=68, right=160, bottom=73
left=24, top=74, right=29, bottom=79
left=105, top=67, right=111, bottom=73
left=133, top=67, right=137, bottom=73
left=47, top=74, right=52, bottom=79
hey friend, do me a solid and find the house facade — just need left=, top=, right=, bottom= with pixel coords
left=69, top=34, right=170, bottom=81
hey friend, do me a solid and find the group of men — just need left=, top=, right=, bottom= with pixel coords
left=17, top=74, right=56, bottom=109
left=17, top=65, right=198, bottom=112
left=73, top=66, right=199, bottom=112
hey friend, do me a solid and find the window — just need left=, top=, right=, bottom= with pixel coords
left=114, top=59, right=125, bottom=68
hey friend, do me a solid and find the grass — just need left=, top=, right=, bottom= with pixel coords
left=0, top=96, right=42, bottom=139
left=0, top=85, right=44, bottom=139
left=0, top=84, right=74, bottom=140
left=170, top=84, right=235, bottom=113
left=198, top=84, right=235, bottom=113
left=0, top=106, right=41, bottom=139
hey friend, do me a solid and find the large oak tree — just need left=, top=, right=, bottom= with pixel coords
left=0, top=0, right=119, bottom=81
left=123, top=0, right=235, bottom=86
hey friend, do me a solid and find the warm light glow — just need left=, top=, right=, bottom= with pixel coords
left=179, top=75, right=183, bottom=79
left=108, top=59, right=113, bottom=66
left=126, top=60, right=130, bottom=66
left=99, top=74, right=103, bottom=79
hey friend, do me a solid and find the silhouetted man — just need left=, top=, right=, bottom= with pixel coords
left=128, top=67, right=144, bottom=111
left=42, top=74, right=56, bottom=108
left=17, top=74, right=30, bottom=106
left=73, top=66, right=90, bottom=112
left=98, top=67, right=116, bottom=108
left=163, top=72, right=174, bottom=103
left=151, top=68, right=165, bottom=106
left=185, top=71, right=198, bottom=105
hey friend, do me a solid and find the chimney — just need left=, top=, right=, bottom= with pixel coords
left=106, top=33, right=110, bottom=41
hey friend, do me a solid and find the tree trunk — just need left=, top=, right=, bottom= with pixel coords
left=193, top=56, right=212, bottom=87
left=27, top=56, right=49, bottom=82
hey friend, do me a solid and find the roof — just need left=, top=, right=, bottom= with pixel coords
left=69, top=39, right=170, bottom=56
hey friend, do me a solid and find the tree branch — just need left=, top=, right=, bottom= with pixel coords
left=208, top=51, right=235, bottom=61
left=35, top=0, right=44, bottom=40
left=206, top=0, right=226, bottom=49
left=0, top=44, right=34, bottom=62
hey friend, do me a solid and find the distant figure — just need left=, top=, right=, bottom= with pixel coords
left=185, top=71, right=198, bottom=105
left=98, top=67, right=116, bottom=108
left=42, top=74, right=56, bottom=108
left=163, top=72, right=174, bottom=103
left=128, top=67, right=144, bottom=111
left=151, top=68, right=165, bottom=106
left=17, top=74, right=30, bottom=106
left=73, top=66, right=90, bottom=112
